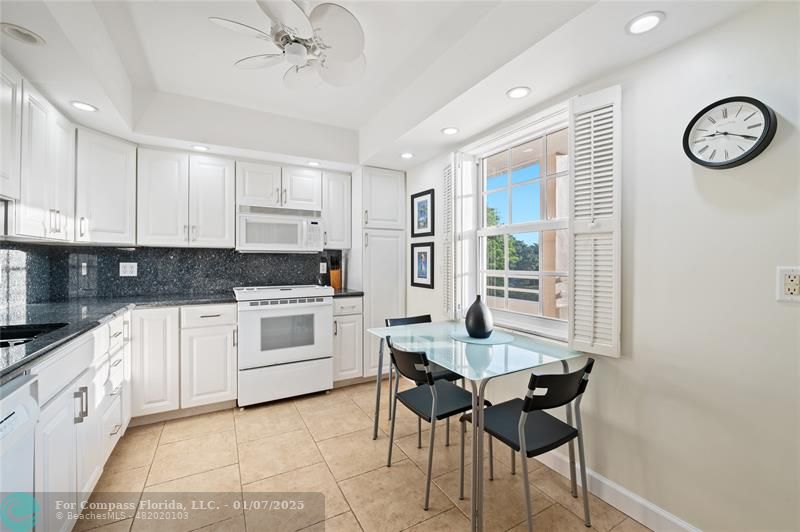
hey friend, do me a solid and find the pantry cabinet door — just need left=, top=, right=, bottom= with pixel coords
left=189, top=155, right=235, bottom=248
left=363, top=167, right=405, bottom=230
left=0, top=57, right=22, bottom=200
left=322, top=171, right=351, bottom=249
left=137, top=148, right=190, bottom=246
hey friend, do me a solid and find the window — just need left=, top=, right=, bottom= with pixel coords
left=478, top=127, right=570, bottom=337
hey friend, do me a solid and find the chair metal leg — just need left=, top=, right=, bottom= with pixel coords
left=446, top=417, right=450, bottom=446
left=387, top=363, right=393, bottom=420
left=386, top=375, right=400, bottom=467
left=459, top=419, right=466, bottom=500
left=488, top=436, right=494, bottom=481
left=424, top=416, right=437, bottom=510
left=511, top=448, right=516, bottom=475
left=562, top=360, right=578, bottom=498
left=417, top=417, right=422, bottom=448
left=520, top=449, right=533, bottom=532
left=575, top=398, right=591, bottom=527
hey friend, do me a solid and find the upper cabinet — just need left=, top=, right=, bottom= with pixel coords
left=138, top=150, right=234, bottom=248
left=0, top=57, right=22, bottom=200
left=322, top=171, right=351, bottom=249
left=363, top=167, right=405, bottom=230
left=283, top=166, right=322, bottom=211
left=236, top=161, right=281, bottom=208
left=17, top=82, right=75, bottom=241
left=75, top=129, right=136, bottom=245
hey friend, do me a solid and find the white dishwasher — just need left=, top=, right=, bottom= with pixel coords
left=0, top=374, right=39, bottom=494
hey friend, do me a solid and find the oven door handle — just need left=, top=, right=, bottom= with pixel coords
left=236, top=300, right=333, bottom=312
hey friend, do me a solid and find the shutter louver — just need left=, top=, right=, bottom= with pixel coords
left=443, top=162, right=455, bottom=318
left=568, top=86, right=621, bottom=357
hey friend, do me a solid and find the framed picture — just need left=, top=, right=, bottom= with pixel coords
left=411, top=189, right=435, bottom=238
left=410, top=242, right=435, bottom=289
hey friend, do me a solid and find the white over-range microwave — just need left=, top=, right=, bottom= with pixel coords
left=237, top=213, right=323, bottom=253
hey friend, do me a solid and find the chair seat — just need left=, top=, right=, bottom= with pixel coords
left=396, top=380, right=475, bottom=422
left=467, top=398, right=578, bottom=458
left=430, top=363, right=461, bottom=383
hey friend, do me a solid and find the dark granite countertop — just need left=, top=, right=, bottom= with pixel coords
left=1, top=292, right=236, bottom=383
left=332, top=289, right=364, bottom=298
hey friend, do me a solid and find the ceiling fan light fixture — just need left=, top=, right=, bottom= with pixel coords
left=308, top=161, right=320, bottom=167
left=626, top=11, right=665, bottom=35
left=441, top=127, right=459, bottom=135
left=285, top=42, right=308, bottom=66
left=70, top=101, right=98, bottom=112
left=1, top=23, right=46, bottom=46
left=506, top=86, right=531, bottom=99
left=401, top=152, right=414, bottom=160
left=192, top=145, right=209, bottom=152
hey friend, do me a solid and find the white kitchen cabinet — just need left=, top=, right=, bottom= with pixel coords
left=363, top=167, right=405, bottom=230
left=333, top=312, right=363, bottom=382
left=180, top=325, right=237, bottom=408
left=121, top=312, right=132, bottom=433
left=283, top=165, right=322, bottom=211
left=75, top=128, right=136, bottom=244
left=75, top=362, right=104, bottom=500
left=131, top=307, right=180, bottom=416
left=49, top=112, right=75, bottom=241
left=322, top=171, right=351, bottom=249
left=137, top=148, right=189, bottom=247
left=236, top=160, right=281, bottom=208
left=35, top=382, right=80, bottom=532
left=189, top=155, right=235, bottom=247
left=0, top=57, right=22, bottom=200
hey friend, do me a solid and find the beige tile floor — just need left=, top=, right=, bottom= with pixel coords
left=85, top=380, right=650, bottom=532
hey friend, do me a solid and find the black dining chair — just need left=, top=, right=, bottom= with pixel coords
left=385, top=337, right=488, bottom=510
left=385, top=315, right=463, bottom=447
left=465, top=358, right=595, bottom=531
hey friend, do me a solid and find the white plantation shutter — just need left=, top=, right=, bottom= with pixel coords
left=442, top=161, right=455, bottom=318
left=568, top=86, right=621, bottom=357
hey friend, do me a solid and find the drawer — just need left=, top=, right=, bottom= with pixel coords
left=101, top=395, right=123, bottom=461
left=108, top=315, right=125, bottom=353
left=33, top=333, right=95, bottom=405
left=333, top=297, right=362, bottom=316
left=181, top=304, right=236, bottom=328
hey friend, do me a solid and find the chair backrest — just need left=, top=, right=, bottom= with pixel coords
left=522, top=358, right=595, bottom=412
left=386, top=336, right=433, bottom=385
left=385, top=315, right=432, bottom=327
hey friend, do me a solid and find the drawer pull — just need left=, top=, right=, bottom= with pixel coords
left=111, top=331, right=123, bottom=339
left=109, top=424, right=121, bottom=436
left=111, top=358, right=122, bottom=368
left=109, top=386, right=121, bottom=396
left=200, top=314, right=222, bottom=319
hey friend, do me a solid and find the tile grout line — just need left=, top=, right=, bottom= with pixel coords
left=230, top=407, right=247, bottom=532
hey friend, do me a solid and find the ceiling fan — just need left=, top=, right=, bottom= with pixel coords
left=210, top=0, right=365, bottom=89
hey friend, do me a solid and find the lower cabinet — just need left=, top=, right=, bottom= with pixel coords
left=131, top=307, right=180, bottom=416
left=180, top=324, right=238, bottom=408
left=333, top=297, right=364, bottom=382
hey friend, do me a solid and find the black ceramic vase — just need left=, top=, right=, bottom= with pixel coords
left=465, top=295, right=493, bottom=339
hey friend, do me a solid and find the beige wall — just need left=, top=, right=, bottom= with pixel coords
left=406, top=4, right=800, bottom=530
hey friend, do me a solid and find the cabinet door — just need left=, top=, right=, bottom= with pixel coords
left=121, top=312, right=132, bottom=432
left=137, top=148, right=189, bottom=247
left=363, top=167, right=405, bottom=230
left=17, top=83, right=52, bottom=239
left=35, top=384, right=79, bottom=532
left=75, top=367, right=103, bottom=501
left=322, top=171, right=351, bottom=249
left=75, top=129, right=136, bottom=244
left=131, top=307, right=180, bottom=416
left=180, top=325, right=237, bottom=408
left=0, top=57, right=22, bottom=200
left=49, top=112, right=75, bottom=241
left=236, top=161, right=281, bottom=208
left=189, top=155, right=235, bottom=248
left=282, top=166, right=322, bottom=211
left=363, top=230, right=406, bottom=376
left=333, top=314, right=363, bottom=381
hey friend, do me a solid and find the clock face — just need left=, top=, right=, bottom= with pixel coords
left=683, top=97, right=777, bottom=169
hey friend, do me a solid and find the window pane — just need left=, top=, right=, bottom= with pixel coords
left=485, top=190, right=507, bottom=226
left=541, top=229, right=568, bottom=272
left=511, top=181, right=542, bottom=224
left=485, top=151, right=508, bottom=190
left=545, top=176, right=568, bottom=220
left=508, top=277, right=539, bottom=290
left=485, top=275, right=506, bottom=310
left=508, top=288, right=540, bottom=315
left=485, top=235, right=504, bottom=270
left=511, top=138, right=543, bottom=184
left=486, top=276, right=505, bottom=288
left=509, top=232, right=539, bottom=272
left=541, top=275, right=568, bottom=320
left=547, top=128, right=569, bottom=175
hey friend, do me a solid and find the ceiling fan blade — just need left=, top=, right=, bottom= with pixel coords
left=257, top=0, right=313, bottom=39
left=310, top=3, right=364, bottom=62
left=209, top=17, right=272, bottom=40
left=320, top=54, right=365, bottom=87
left=283, top=62, right=323, bottom=89
left=235, top=53, right=284, bottom=70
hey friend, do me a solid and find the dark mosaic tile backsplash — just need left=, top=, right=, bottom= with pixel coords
left=1, top=241, right=324, bottom=307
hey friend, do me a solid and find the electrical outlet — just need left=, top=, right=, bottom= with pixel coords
left=776, top=267, right=800, bottom=302
left=119, top=262, right=138, bottom=277
left=80, top=262, right=87, bottom=276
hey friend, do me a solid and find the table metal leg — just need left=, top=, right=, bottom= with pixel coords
left=387, top=362, right=393, bottom=420
left=470, top=379, right=489, bottom=532
left=372, top=338, right=385, bottom=440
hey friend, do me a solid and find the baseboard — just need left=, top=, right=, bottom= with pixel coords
left=535, top=451, right=701, bottom=532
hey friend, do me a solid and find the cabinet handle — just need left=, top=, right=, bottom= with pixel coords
left=233, top=329, right=238, bottom=347
left=79, top=217, right=87, bottom=237
left=184, top=224, right=189, bottom=240
left=191, top=225, right=198, bottom=241
left=56, top=210, right=61, bottom=233
left=110, top=386, right=121, bottom=396
left=112, top=331, right=123, bottom=339
left=282, top=188, right=287, bottom=205
left=200, top=314, right=221, bottom=319
left=364, top=233, right=368, bottom=247
left=48, top=209, right=54, bottom=233
left=111, top=358, right=122, bottom=368
left=364, top=210, right=369, bottom=225
left=123, top=321, right=130, bottom=341
left=324, top=231, right=328, bottom=246
left=275, top=187, right=281, bottom=205
left=334, top=320, right=338, bottom=336
left=74, top=386, right=88, bottom=423
left=109, top=424, right=122, bottom=436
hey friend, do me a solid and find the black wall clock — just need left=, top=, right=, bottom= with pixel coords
left=683, top=96, right=777, bottom=169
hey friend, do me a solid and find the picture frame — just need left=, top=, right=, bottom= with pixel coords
left=410, top=188, right=435, bottom=238
left=410, top=242, right=435, bottom=289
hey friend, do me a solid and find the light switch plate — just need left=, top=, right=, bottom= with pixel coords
left=119, top=262, right=138, bottom=277
left=776, top=266, right=800, bottom=302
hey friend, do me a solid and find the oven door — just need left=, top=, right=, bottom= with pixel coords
left=237, top=298, right=333, bottom=369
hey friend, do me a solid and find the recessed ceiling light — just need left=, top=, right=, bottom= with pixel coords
left=308, top=161, right=320, bottom=167
left=506, top=86, right=531, bottom=99
left=441, top=127, right=459, bottom=136
left=70, top=101, right=98, bottom=112
left=192, top=145, right=209, bottom=152
left=626, top=11, right=665, bottom=35
left=401, top=152, right=414, bottom=159
left=0, top=23, right=46, bottom=46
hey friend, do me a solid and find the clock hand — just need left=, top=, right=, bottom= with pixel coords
left=724, top=132, right=759, bottom=140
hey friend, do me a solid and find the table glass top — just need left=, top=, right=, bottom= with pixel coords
left=367, top=321, right=582, bottom=381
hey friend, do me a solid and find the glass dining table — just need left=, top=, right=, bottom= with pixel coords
left=367, top=320, right=583, bottom=532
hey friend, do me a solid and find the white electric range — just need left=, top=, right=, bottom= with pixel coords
left=233, top=285, right=334, bottom=406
